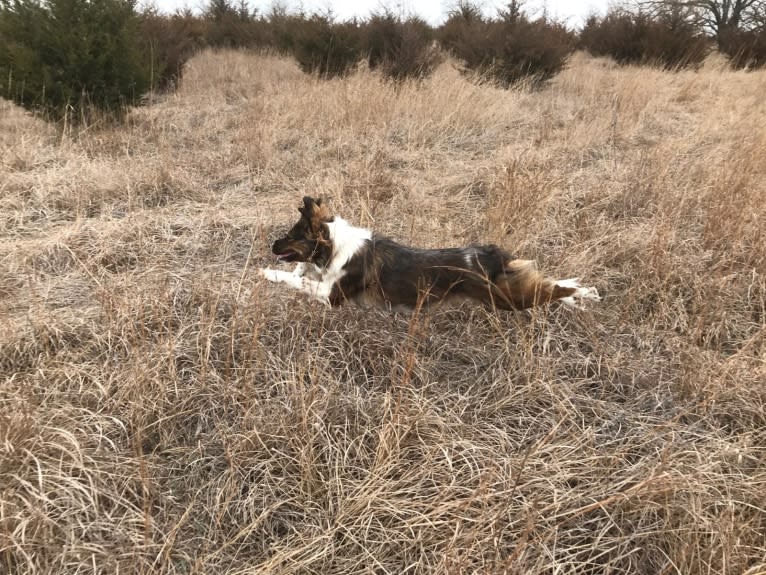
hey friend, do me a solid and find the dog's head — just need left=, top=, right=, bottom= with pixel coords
left=271, top=196, right=334, bottom=267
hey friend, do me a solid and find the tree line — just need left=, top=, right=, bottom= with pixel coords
left=1, top=0, right=764, bottom=122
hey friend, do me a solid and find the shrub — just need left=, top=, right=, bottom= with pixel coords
left=202, top=0, right=271, bottom=49
left=489, top=7, right=575, bottom=86
left=363, top=11, right=441, bottom=80
left=264, top=6, right=304, bottom=53
left=579, top=9, right=709, bottom=69
left=0, top=0, right=152, bottom=121
left=289, top=14, right=363, bottom=77
left=439, top=1, right=575, bottom=87
left=438, top=2, right=491, bottom=73
left=720, top=27, right=766, bottom=69
left=140, top=8, right=206, bottom=91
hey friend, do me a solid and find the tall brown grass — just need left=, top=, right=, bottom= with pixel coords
left=1, top=49, right=765, bottom=574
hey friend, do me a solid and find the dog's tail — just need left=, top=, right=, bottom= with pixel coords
left=494, top=259, right=601, bottom=310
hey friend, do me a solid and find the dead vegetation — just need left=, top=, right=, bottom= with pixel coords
left=1, top=50, right=765, bottom=574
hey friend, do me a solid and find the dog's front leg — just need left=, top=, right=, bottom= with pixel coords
left=261, top=262, right=310, bottom=287
left=260, top=268, right=332, bottom=306
left=260, top=268, right=301, bottom=286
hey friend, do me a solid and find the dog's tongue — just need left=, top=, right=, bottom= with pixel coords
left=276, top=253, right=292, bottom=261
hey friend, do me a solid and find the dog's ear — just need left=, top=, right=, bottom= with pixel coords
left=299, top=196, right=321, bottom=217
left=299, top=196, right=331, bottom=232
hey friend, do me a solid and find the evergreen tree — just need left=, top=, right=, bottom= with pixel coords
left=0, top=0, right=151, bottom=121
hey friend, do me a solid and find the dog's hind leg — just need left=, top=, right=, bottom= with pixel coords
left=494, top=259, right=601, bottom=310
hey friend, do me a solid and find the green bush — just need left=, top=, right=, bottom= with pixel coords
left=140, top=8, right=206, bottom=91
left=263, top=6, right=303, bottom=53
left=363, top=11, right=441, bottom=80
left=439, top=2, right=575, bottom=87
left=579, top=9, right=709, bottom=69
left=0, top=0, right=152, bottom=121
left=489, top=8, right=574, bottom=86
left=202, top=0, right=272, bottom=49
left=438, top=2, right=489, bottom=73
left=289, top=14, right=363, bottom=77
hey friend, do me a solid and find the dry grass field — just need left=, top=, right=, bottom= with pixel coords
left=1, top=49, right=765, bottom=574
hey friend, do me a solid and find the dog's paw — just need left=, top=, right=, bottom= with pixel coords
left=260, top=268, right=280, bottom=282
left=575, top=285, right=601, bottom=303
left=556, top=278, right=601, bottom=309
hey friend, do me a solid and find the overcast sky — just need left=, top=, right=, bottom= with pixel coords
left=148, top=0, right=612, bottom=27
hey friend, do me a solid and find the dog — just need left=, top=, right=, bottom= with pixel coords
left=260, top=196, right=600, bottom=311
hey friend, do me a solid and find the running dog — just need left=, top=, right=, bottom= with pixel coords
left=260, top=196, right=600, bottom=310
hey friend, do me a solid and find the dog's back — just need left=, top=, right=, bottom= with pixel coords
left=361, top=239, right=508, bottom=307
left=339, top=238, right=597, bottom=310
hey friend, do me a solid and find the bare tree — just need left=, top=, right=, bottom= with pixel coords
left=639, top=0, right=766, bottom=45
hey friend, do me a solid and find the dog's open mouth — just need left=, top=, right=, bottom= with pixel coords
left=275, top=251, right=299, bottom=262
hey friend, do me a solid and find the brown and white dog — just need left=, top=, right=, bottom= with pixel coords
left=260, top=196, right=600, bottom=311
